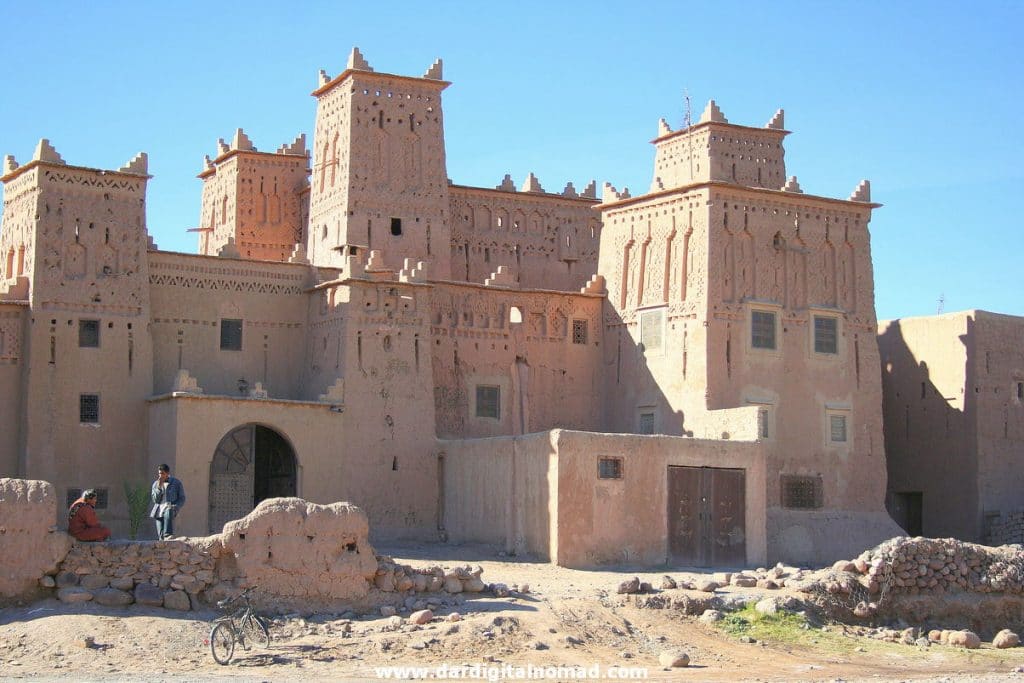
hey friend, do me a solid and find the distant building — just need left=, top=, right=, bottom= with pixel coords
left=0, top=49, right=903, bottom=567
left=880, top=310, right=1024, bottom=543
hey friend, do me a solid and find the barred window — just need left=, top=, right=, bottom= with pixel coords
left=814, top=316, right=838, bottom=354
left=572, top=319, right=588, bottom=345
left=781, top=475, right=822, bottom=509
left=79, top=394, right=100, bottom=424
left=220, top=319, right=243, bottom=351
left=598, top=457, right=623, bottom=479
left=79, top=319, right=100, bottom=348
left=639, top=412, right=655, bottom=434
left=830, top=414, right=848, bottom=442
left=476, top=385, right=500, bottom=419
left=751, top=310, right=776, bottom=349
left=640, top=309, right=664, bottom=352
left=759, top=408, right=769, bottom=438
left=66, top=487, right=108, bottom=509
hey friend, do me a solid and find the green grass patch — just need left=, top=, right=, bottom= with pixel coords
left=718, top=605, right=811, bottom=645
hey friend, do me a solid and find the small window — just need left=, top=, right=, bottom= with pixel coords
left=638, top=412, right=655, bottom=434
left=640, top=309, right=664, bottom=352
left=390, top=217, right=402, bottom=236
left=829, top=414, right=848, bottom=443
left=1017, top=382, right=1023, bottom=401
left=80, top=394, right=100, bottom=424
left=572, top=319, right=588, bottom=345
left=598, top=457, right=623, bottom=479
left=220, top=319, right=243, bottom=351
left=67, top=487, right=108, bottom=509
left=814, top=316, right=838, bottom=354
left=78, top=319, right=100, bottom=348
left=759, top=408, right=769, bottom=439
left=781, top=475, right=822, bottom=509
left=476, top=385, right=500, bottom=419
left=751, top=310, right=776, bottom=349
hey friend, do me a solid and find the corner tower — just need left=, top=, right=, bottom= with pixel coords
left=196, top=130, right=310, bottom=261
left=306, top=48, right=452, bottom=278
left=650, top=102, right=788, bottom=192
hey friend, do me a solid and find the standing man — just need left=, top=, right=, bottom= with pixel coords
left=151, top=463, right=186, bottom=540
left=68, top=489, right=112, bottom=541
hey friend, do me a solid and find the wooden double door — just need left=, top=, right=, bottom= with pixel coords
left=668, top=466, right=746, bottom=567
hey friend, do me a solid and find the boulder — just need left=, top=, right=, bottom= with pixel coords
left=80, top=574, right=110, bottom=590
left=134, top=582, right=164, bottom=606
left=409, top=609, right=433, bottom=625
left=163, top=589, right=191, bottom=611
left=93, top=588, right=133, bottom=607
left=947, top=630, right=981, bottom=649
left=993, top=629, right=1020, bottom=648
left=617, top=577, right=641, bottom=594
left=463, top=576, right=486, bottom=592
left=658, top=649, right=690, bottom=667
left=696, top=580, right=720, bottom=593
left=660, top=575, right=677, bottom=590
left=57, top=587, right=93, bottom=603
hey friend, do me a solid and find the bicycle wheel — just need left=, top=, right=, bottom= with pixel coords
left=210, top=622, right=235, bottom=665
left=242, top=614, right=271, bottom=649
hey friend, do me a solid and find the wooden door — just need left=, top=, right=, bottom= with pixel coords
left=668, top=466, right=746, bottom=566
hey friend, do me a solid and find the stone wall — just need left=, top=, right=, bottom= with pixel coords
left=0, top=479, right=72, bottom=602
left=986, top=511, right=1024, bottom=547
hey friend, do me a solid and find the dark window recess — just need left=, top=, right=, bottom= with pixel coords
left=781, top=475, right=823, bottom=509
left=390, top=217, right=402, bottom=236
left=814, top=316, right=838, bottom=354
left=598, top=457, right=623, bottom=479
left=220, top=319, right=243, bottom=351
left=79, top=319, right=100, bottom=348
left=476, top=385, right=500, bottom=419
left=759, top=408, right=769, bottom=438
left=830, top=414, right=848, bottom=442
left=572, top=319, right=588, bottom=345
left=639, top=412, right=655, bottom=434
left=80, top=394, right=100, bottom=423
left=751, top=311, right=776, bottom=349
left=66, top=487, right=108, bottom=509
left=1018, top=382, right=1023, bottom=400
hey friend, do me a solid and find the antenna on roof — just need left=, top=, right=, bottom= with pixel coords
left=937, top=293, right=945, bottom=314
left=684, top=88, right=693, bottom=179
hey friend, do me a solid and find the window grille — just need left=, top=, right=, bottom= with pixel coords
left=220, top=319, right=243, bottom=351
left=79, top=394, right=100, bottom=423
left=476, top=385, right=500, bottom=419
left=572, top=319, right=588, bottom=345
left=781, top=475, right=822, bottom=509
left=829, top=414, right=848, bottom=442
left=79, top=319, right=100, bottom=348
left=639, top=412, right=655, bottom=434
left=751, top=311, right=776, bottom=349
left=640, top=309, right=664, bottom=351
left=814, top=316, right=838, bottom=354
left=598, top=457, right=623, bottom=479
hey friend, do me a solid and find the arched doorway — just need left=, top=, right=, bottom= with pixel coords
left=208, top=424, right=297, bottom=533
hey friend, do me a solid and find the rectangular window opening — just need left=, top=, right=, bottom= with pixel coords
left=829, top=414, right=848, bottom=443
left=759, top=408, right=769, bottom=439
left=813, top=316, right=837, bottom=354
left=640, top=308, right=664, bottom=352
left=638, top=412, right=655, bottom=435
left=572, top=319, right=588, bottom=345
left=390, top=217, right=402, bottom=236
left=751, top=310, right=776, bottom=349
left=220, top=318, right=243, bottom=351
left=781, top=475, right=823, bottom=509
left=79, top=394, right=100, bottom=424
left=475, top=385, right=500, bottom=419
left=78, top=319, right=100, bottom=348
left=598, top=457, right=623, bottom=480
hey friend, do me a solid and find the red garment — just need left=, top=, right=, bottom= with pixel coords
left=68, top=497, right=111, bottom=541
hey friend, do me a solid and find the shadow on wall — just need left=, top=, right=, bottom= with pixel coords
left=878, top=318, right=976, bottom=541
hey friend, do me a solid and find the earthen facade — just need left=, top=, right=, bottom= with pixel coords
left=0, top=49, right=903, bottom=566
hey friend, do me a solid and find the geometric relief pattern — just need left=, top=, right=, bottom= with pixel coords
left=150, top=273, right=302, bottom=295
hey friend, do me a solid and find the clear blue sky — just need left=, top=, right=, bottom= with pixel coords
left=1, top=1, right=1020, bottom=320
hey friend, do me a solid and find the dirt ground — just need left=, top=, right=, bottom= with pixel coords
left=3, top=541, right=1024, bottom=682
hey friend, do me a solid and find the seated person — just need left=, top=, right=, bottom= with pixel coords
left=68, top=489, right=111, bottom=541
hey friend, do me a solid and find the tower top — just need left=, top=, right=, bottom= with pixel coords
left=312, top=48, right=450, bottom=97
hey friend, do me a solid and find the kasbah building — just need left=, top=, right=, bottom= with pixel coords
left=1, top=49, right=1021, bottom=569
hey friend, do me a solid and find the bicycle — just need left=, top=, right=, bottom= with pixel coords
left=208, top=585, right=271, bottom=664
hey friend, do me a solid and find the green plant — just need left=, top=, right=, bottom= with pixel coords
left=123, top=481, right=151, bottom=539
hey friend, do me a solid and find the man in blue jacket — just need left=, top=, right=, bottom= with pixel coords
left=151, top=463, right=186, bottom=540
